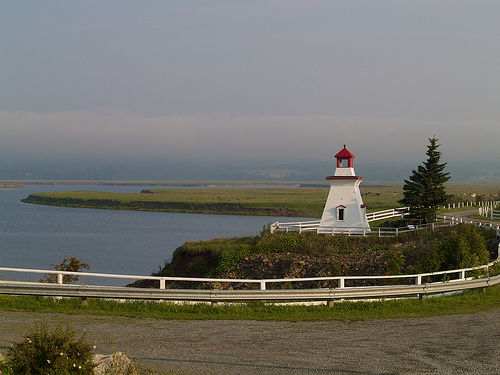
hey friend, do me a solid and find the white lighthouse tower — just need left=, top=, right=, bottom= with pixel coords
left=319, top=145, right=370, bottom=234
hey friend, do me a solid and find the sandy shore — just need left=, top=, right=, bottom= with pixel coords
left=1, top=309, right=499, bottom=374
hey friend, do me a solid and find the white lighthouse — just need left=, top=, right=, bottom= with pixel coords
left=318, top=145, right=370, bottom=234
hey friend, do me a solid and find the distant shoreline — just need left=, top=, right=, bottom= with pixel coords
left=0, top=183, right=24, bottom=189
left=2, top=180, right=312, bottom=187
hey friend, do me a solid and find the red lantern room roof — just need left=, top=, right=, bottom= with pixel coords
left=334, top=145, right=355, bottom=159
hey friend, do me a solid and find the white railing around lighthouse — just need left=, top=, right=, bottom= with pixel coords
left=270, top=207, right=410, bottom=235
left=270, top=208, right=500, bottom=238
left=365, top=207, right=409, bottom=222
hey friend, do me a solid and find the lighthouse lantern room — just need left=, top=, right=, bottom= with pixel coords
left=319, top=145, right=369, bottom=234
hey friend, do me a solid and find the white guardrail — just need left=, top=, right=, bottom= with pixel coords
left=0, top=261, right=499, bottom=304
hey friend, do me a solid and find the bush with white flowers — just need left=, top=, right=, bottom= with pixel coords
left=6, top=321, right=95, bottom=375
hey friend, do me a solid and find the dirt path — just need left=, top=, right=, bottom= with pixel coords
left=1, top=309, right=499, bottom=374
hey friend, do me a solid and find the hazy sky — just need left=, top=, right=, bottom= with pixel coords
left=2, top=1, right=500, bottom=171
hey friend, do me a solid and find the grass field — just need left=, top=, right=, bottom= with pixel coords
left=20, top=182, right=500, bottom=217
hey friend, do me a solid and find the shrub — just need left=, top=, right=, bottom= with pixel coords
left=7, top=321, right=95, bottom=375
left=405, top=244, right=443, bottom=274
left=489, top=262, right=500, bottom=277
left=0, top=355, right=12, bottom=375
left=214, top=244, right=256, bottom=273
left=385, top=249, right=405, bottom=275
left=185, top=258, right=210, bottom=275
left=40, top=257, right=89, bottom=284
left=257, top=232, right=307, bottom=253
left=440, top=224, right=489, bottom=270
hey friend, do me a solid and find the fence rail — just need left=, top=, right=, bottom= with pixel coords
left=271, top=209, right=500, bottom=238
left=0, top=260, right=499, bottom=303
left=441, top=200, right=499, bottom=210
left=270, top=208, right=410, bottom=235
left=493, top=210, right=500, bottom=220
left=365, top=207, right=409, bottom=222
left=0, top=276, right=498, bottom=303
left=271, top=218, right=499, bottom=238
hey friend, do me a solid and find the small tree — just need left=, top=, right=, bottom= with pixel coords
left=440, top=224, right=489, bottom=270
left=398, top=137, right=451, bottom=223
left=40, top=257, right=89, bottom=284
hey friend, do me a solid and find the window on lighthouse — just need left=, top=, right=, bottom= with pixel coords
left=337, top=207, right=345, bottom=221
left=340, top=159, right=349, bottom=167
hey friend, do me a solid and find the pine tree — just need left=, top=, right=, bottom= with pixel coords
left=398, top=137, right=451, bottom=223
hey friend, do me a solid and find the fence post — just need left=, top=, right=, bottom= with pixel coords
left=260, top=281, right=266, bottom=290
left=160, top=278, right=165, bottom=289
left=338, top=278, right=345, bottom=288
left=57, top=273, right=63, bottom=284
left=415, top=275, right=426, bottom=299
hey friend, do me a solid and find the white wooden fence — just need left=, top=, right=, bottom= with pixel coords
left=479, top=206, right=500, bottom=220
left=270, top=208, right=409, bottom=236
left=365, top=207, right=409, bottom=222
left=271, top=216, right=500, bottom=238
left=442, top=200, right=499, bottom=210
left=271, top=207, right=500, bottom=238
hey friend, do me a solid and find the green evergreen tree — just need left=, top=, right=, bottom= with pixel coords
left=398, top=137, right=451, bottom=223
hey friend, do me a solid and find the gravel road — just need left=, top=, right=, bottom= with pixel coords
left=1, top=309, right=499, bottom=375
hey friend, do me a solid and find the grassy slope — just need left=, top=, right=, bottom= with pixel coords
left=0, top=285, right=498, bottom=321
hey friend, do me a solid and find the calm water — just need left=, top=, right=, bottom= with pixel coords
left=0, top=185, right=278, bottom=285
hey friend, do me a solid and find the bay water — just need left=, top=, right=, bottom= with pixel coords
left=0, top=185, right=279, bottom=285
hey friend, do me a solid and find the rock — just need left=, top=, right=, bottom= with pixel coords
left=93, top=352, right=136, bottom=375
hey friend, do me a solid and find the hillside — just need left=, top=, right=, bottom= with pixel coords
left=132, top=224, right=499, bottom=290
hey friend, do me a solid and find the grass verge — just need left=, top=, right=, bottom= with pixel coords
left=0, top=284, right=499, bottom=322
